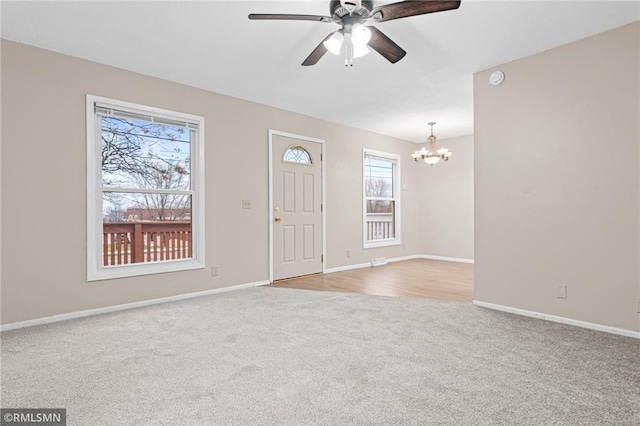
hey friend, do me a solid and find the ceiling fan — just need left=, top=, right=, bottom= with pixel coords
left=248, top=0, right=461, bottom=66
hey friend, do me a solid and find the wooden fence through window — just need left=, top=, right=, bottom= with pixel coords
left=103, top=221, right=191, bottom=266
left=366, top=220, right=394, bottom=241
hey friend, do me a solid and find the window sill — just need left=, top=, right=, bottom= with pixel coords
left=363, top=239, right=401, bottom=250
left=87, top=259, right=205, bottom=282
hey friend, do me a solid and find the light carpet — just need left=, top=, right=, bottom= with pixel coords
left=1, top=287, right=639, bottom=425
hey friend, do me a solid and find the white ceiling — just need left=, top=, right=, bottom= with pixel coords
left=1, top=1, right=638, bottom=142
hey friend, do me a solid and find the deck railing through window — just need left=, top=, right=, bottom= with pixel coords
left=366, top=213, right=394, bottom=241
left=102, top=221, right=191, bottom=266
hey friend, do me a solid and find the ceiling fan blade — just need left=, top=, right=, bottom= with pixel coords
left=302, top=32, right=337, bottom=66
left=367, top=26, right=406, bottom=63
left=248, top=14, right=332, bottom=23
left=371, top=1, right=461, bottom=22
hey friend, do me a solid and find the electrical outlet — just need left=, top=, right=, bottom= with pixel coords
left=346, top=250, right=351, bottom=258
left=636, top=298, right=640, bottom=313
left=242, top=199, right=251, bottom=209
left=557, top=285, right=567, bottom=299
left=211, top=266, right=219, bottom=277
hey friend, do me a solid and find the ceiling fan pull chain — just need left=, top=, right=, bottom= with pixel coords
left=345, top=33, right=353, bottom=66
left=345, top=32, right=349, bottom=66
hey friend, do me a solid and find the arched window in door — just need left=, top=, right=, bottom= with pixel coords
left=283, top=146, right=312, bottom=164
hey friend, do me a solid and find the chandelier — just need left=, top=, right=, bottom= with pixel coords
left=411, top=122, right=452, bottom=166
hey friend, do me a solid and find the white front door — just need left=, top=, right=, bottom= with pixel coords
left=271, top=134, right=323, bottom=281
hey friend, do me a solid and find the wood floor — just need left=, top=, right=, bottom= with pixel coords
left=273, top=259, right=474, bottom=302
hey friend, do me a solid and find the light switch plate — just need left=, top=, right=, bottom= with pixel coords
left=557, top=285, right=567, bottom=299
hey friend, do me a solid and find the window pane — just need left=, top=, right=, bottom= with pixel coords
left=364, top=156, right=394, bottom=198
left=102, top=193, right=192, bottom=266
left=366, top=200, right=395, bottom=241
left=283, top=146, right=312, bottom=164
left=101, top=117, right=191, bottom=190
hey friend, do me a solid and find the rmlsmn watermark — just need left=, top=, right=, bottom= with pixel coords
left=1, top=409, right=66, bottom=426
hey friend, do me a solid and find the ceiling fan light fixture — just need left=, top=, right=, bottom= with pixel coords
left=323, top=31, right=345, bottom=55
left=249, top=0, right=462, bottom=67
left=351, top=23, right=371, bottom=47
left=353, top=44, right=371, bottom=58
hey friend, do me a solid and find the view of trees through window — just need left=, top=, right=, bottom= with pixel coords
left=100, top=115, right=194, bottom=266
left=102, top=117, right=191, bottom=221
left=364, top=153, right=397, bottom=243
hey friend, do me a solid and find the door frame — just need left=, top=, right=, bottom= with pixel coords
left=268, top=129, right=326, bottom=283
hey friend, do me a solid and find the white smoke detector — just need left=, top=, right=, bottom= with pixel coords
left=490, top=71, right=505, bottom=86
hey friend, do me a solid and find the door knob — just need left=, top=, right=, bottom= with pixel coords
left=274, top=217, right=281, bottom=222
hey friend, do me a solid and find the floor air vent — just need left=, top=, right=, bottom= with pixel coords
left=370, top=257, right=388, bottom=267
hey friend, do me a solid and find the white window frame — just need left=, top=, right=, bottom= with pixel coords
left=362, top=148, right=401, bottom=249
left=86, top=95, right=205, bottom=281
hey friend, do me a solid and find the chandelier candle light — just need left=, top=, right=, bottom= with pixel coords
left=412, top=122, right=452, bottom=166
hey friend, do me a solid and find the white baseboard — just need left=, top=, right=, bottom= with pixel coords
left=1, top=280, right=271, bottom=332
left=325, top=254, right=472, bottom=274
left=325, top=254, right=423, bottom=274
left=324, top=262, right=371, bottom=274
left=473, top=300, right=640, bottom=339
left=387, top=254, right=423, bottom=263
left=421, top=254, right=474, bottom=264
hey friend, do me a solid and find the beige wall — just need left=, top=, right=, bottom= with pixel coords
left=0, top=40, right=3, bottom=319
left=419, top=134, right=474, bottom=260
left=474, top=22, right=640, bottom=332
left=1, top=40, right=434, bottom=324
left=322, top=125, right=424, bottom=269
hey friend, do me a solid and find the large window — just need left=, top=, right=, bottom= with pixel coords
left=363, top=149, right=401, bottom=248
left=86, top=95, right=205, bottom=281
